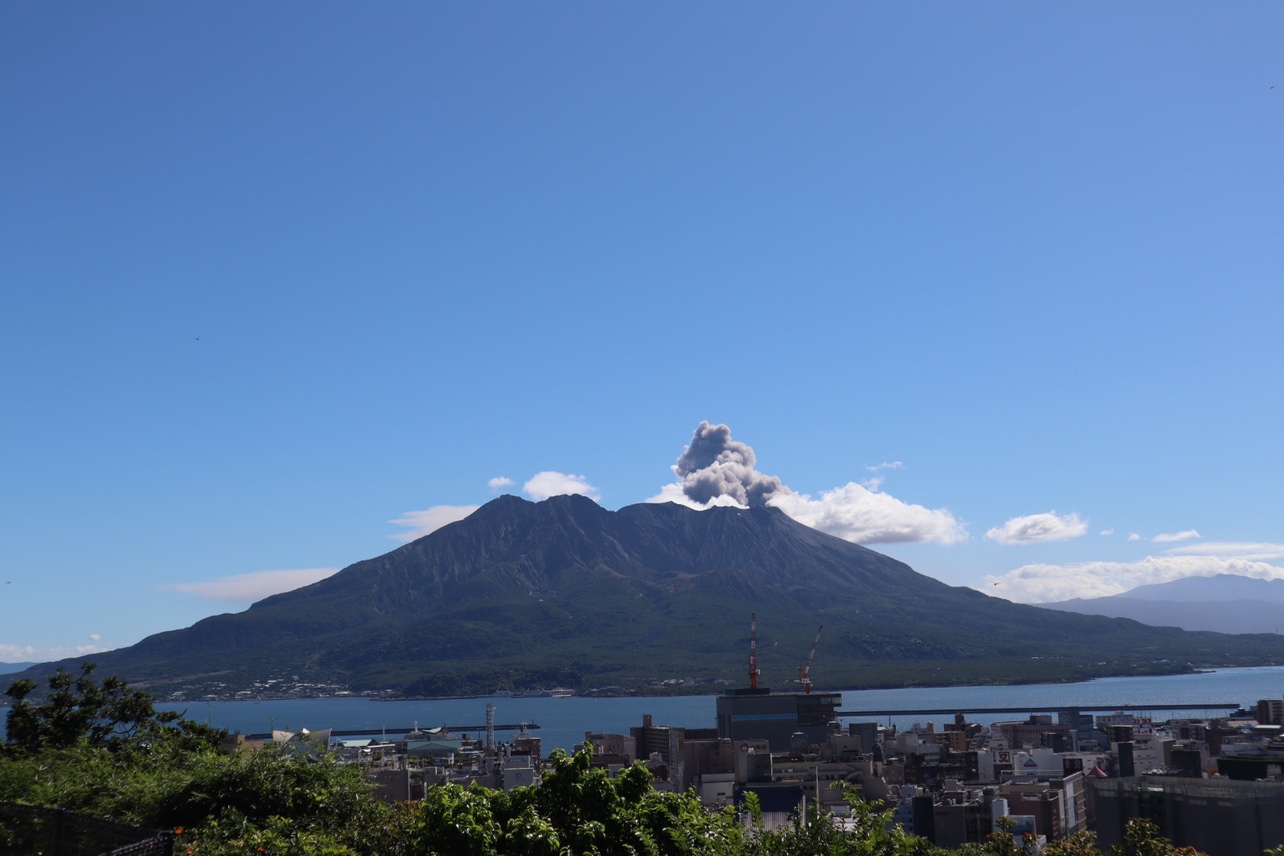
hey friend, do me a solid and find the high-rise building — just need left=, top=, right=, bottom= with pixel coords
left=1257, top=699, right=1284, bottom=725
left=1092, top=775, right=1284, bottom=856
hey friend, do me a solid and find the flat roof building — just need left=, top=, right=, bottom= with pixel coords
left=716, top=688, right=842, bottom=752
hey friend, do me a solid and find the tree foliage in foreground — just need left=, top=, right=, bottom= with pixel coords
left=3, top=666, right=1212, bottom=856
left=3, top=662, right=223, bottom=754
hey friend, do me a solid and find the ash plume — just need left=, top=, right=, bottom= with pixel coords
left=674, top=421, right=783, bottom=508
left=653, top=421, right=968, bottom=546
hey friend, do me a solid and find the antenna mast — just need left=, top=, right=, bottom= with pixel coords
left=748, top=613, right=761, bottom=689
left=798, top=624, right=824, bottom=694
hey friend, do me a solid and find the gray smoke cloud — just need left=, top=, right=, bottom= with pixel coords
left=652, top=421, right=968, bottom=544
left=675, top=421, right=783, bottom=508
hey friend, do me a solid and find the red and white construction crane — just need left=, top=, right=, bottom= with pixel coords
left=798, top=624, right=823, bottom=694
left=748, top=612, right=761, bottom=690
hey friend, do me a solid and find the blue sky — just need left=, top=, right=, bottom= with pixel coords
left=3, top=3, right=1283, bottom=663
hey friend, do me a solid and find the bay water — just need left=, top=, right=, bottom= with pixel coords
left=137, top=666, right=1284, bottom=753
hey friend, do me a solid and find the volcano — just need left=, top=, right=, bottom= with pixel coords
left=30, top=495, right=1284, bottom=696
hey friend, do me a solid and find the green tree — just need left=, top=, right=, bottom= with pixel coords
left=4, top=662, right=222, bottom=754
left=1044, top=830, right=1105, bottom=856
left=954, top=815, right=1037, bottom=856
left=1109, top=818, right=1204, bottom=856
left=742, top=789, right=938, bottom=856
left=408, top=747, right=747, bottom=856
left=1, top=665, right=407, bottom=854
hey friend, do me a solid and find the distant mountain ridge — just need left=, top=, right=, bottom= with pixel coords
left=1042, top=574, right=1284, bottom=635
left=0, top=661, right=36, bottom=677
left=16, top=497, right=1284, bottom=696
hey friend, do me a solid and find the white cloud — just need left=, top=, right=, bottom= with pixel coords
left=649, top=481, right=966, bottom=544
left=1128, top=532, right=1141, bottom=541
left=161, top=568, right=341, bottom=602
left=390, top=505, right=480, bottom=541
left=1153, top=529, right=1201, bottom=543
left=647, top=430, right=964, bottom=545
left=646, top=483, right=747, bottom=510
left=523, top=471, right=601, bottom=502
left=984, top=554, right=1284, bottom=603
left=1165, top=542, right=1284, bottom=561
left=391, top=473, right=600, bottom=545
left=767, top=483, right=969, bottom=545
left=985, top=512, right=1088, bottom=545
left=1100, top=529, right=1115, bottom=536
left=1, top=642, right=114, bottom=663
left=89, top=633, right=101, bottom=641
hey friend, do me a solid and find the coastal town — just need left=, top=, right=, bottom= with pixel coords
left=232, top=684, right=1284, bottom=856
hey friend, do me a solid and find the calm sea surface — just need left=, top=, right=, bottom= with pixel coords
left=122, top=666, right=1284, bottom=753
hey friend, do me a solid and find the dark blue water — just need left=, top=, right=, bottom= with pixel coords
left=139, top=666, right=1284, bottom=753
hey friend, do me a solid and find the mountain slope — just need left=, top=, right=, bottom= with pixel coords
left=25, top=496, right=1284, bottom=696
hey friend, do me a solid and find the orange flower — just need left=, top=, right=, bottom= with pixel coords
left=174, top=828, right=185, bottom=835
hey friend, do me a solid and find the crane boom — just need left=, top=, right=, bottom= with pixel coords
left=798, top=624, right=823, bottom=694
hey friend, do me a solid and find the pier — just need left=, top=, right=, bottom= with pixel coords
left=837, top=702, right=1242, bottom=718
left=243, top=723, right=541, bottom=741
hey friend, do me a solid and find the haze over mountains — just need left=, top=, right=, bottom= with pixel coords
left=1041, top=575, right=1284, bottom=636
left=17, top=495, right=1284, bottom=697
left=0, top=662, right=36, bottom=677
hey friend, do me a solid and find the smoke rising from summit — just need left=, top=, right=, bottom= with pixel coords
left=653, top=421, right=968, bottom=546
left=675, top=421, right=783, bottom=508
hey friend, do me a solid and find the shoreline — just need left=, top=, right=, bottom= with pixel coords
left=172, top=668, right=1231, bottom=705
